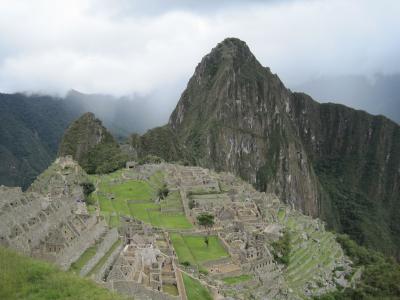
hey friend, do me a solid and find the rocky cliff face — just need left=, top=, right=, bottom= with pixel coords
left=58, top=112, right=126, bottom=174
left=169, top=38, right=320, bottom=216
left=165, top=38, right=400, bottom=256
left=289, top=93, right=400, bottom=255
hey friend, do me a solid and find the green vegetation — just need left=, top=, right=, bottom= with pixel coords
left=182, top=273, right=213, bottom=300
left=69, top=245, right=98, bottom=274
left=282, top=214, right=344, bottom=296
left=170, top=234, right=229, bottom=266
left=94, top=170, right=192, bottom=229
left=0, top=246, right=126, bottom=300
left=87, top=239, right=122, bottom=277
left=80, top=181, right=95, bottom=205
left=136, top=125, right=193, bottom=163
left=271, top=230, right=291, bottom=266
left=138, top=154, right=164, bottom=165
left=222, top=274, right=252, bottom=285
left=58, top=112, right=127, bottom=175
left=163, top=283, right=179, bottom=296
left=196, top=213, right=215, bottom=229
left=84, top=142, right=127, bottom=174
left=313, top=122, right=400, bottom=257
left=316, top=234, right=400, bottom=300
left=196, top=213, right=215, bottom=247
left=0, top=93, right=78, bottom=189
left=158, top=183, right=169, bottom=199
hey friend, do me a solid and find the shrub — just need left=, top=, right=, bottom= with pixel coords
left=271, top=230, right=291, bottom=266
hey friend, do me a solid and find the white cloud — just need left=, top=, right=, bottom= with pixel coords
left=0, top=0, right=399, bottom=98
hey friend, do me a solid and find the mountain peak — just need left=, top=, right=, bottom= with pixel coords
left=216, top=37, right=249, bottom=50
left=208, top=37, right=254, bottom=62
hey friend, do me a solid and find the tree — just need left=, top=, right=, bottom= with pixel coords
left=80, top=182, right=96, bottom=205
left=158, top=184, right=169, bottom=200
left=197, top=213, right=215, bottom=247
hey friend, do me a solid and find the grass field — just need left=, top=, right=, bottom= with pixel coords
left=182, top=273, right=213, bottom=300
left=222, top=274, right=252, bottom=285
left=170, top=234, right=229, bottom=266
left=94, top=170, right=192, bottom=229
left=0, top=246, right=126, bottom=300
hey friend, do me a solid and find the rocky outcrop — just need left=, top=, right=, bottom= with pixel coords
left=161, top=38, right=400, bottom=256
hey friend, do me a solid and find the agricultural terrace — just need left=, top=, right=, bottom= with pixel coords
left=280, top=210, right=345, bottom=296
left=91, top=170, right=192, bottom=229
left=182, top=273, right=213, bottom=300
left=170, top=233, right=229, bottom=266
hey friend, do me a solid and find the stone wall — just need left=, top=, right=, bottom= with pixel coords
left=80, top=228, right=119, bottom=276
left=94, top=243, right=124, bottom=282
left=107, top=280, right=180, bottom=300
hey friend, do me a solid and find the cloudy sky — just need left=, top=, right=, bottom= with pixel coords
left=0, top=0, right=399, bottom=122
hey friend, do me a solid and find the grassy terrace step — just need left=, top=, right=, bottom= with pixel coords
left=182, top=273, right=213, bottom=300
left=69, top=245, right=98, bottom=274
left=288, top=233, right=332, bottom=266
left=147, top=170, right=165, bottom=189
left=87, top=239, right=122, bottom=277
left=287, top=247, right=340, bottom=290
left=171, top=234, right=229, bottom=266
left=222, top=274, right=253, bottom=285
left=287, top=237, right=336, bottom=276
left=289, top=247, right=337, bottom=282
left=0, top=246, right=127, bottom=300
left=94, top=170, right=193, bottom=229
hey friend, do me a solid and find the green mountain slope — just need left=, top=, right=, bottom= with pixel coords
left=0, top=93, right=79, bottom=189
left=290, top=94, right=400, bottom=256
left=58, top=112, right=127, bottom=174
left=0, top=246, right=127, bottom=300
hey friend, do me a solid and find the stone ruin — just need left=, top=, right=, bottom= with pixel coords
left=0, top=158, right=353, bottom=299
left=100, top=219, right=184, bottom=300
left=0, top=156, right=107, bottom=270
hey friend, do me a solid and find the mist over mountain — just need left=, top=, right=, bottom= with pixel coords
left=294, top=74, right=400, bottom=124
left=65, top=89, right=176, bottom=138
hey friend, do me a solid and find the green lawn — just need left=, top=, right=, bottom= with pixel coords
left=147, top=170, right=165, bottom=189
left=149, top=212, right=193, bottom=229
left=182, top=273, right=213, bottom=300
left=94, top=171, right=192, bottom=229
left=106, top=181, right=154, bottom=201
left=222, top=274, right=252, bottom=285
left=163, top=283, right=179, bottom=296
left=0, top=246, right=126, bottom=300
left=170, top=234, right=229, bottom=265
left=183, top=235, right=229, bottom=263
left=93, top=169, right=193, bottom=230
left=170, top=234, right=196, bottom=265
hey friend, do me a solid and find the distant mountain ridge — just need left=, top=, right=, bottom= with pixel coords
left=294, top=74, right=400, bottom=124
left=0, top=93, right=79, bottom=189
left=0, top=90, right=156, bottom=188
